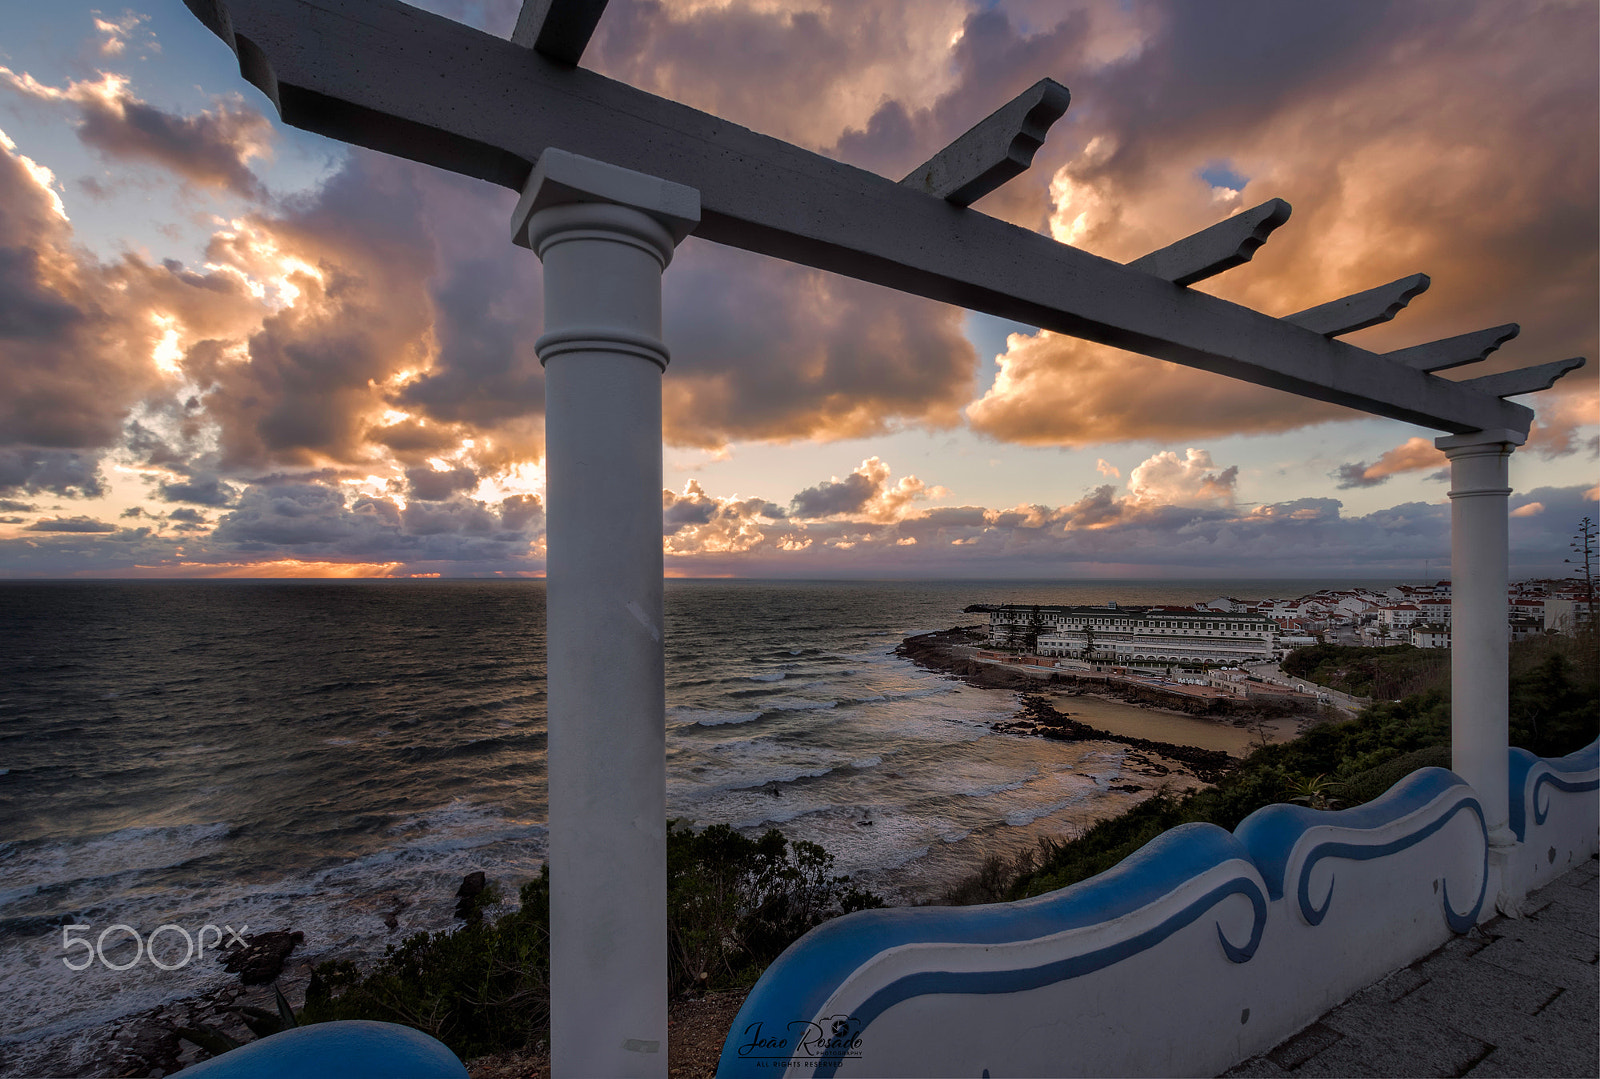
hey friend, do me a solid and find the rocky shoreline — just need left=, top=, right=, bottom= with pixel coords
left=4, top=931, right=320, bottom=1078
left=897, top=626, right=1306, bottom=719
left=895, top=626, right=1313, bottom=784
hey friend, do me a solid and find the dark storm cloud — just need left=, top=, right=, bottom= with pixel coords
left=0, top=141, right=162, bottom=459
left=195, top=154, right=438, bottom=469
left=0, top=68, right=270, bottom=196
left=0, top=246, right=83, bottom=338
left=156, top=474, right=238, bottom=507
left=661, top=245, right=976, bottom=448
left=26, top=515, right=115, bottom=532
left=406, top=465, right=479, bottom=502
left=204, top=480, right=542, bottom=564
left=76, top=94, right=270, bottom=198
left=790, top=470, right=880, bottom=519
left=1335, top=464, right=1388, bottom=490
left=0, top=449, right=105, bottom=498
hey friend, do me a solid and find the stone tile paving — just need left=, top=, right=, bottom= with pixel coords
left=1224, top=855, right=1598, bottom=1078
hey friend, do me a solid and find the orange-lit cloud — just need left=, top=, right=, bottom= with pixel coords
left=1334, top=436, right=1447, bottom=489
left=966, top=2, right=1596, bottom=447
left=0, top=67, right=271, bottom=196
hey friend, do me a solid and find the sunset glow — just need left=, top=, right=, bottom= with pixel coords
left=0, top=1, right=1592, bottom=579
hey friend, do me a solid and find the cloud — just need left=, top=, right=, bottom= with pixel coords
left=207, top=480, right=539, bottom=563
left=660, top=246, right=977, bottom=448
left=962, top=2, right=1596, bottom=449
left=791, top=464, right=881, bottom=518
left=406, top=465, right=478, bottom=502
left=966, top=333, right=1349, bottom=446
left=788, top=457, right=935, bottom=520
left=0, top=68, right=270, bottom=196
left=93, top=11, right=154, bottom=56
left=1334, top=437, right=1448, bottom=489
left=26, top=515, right=115, bottom=532
left=1126, top=448, right=1237, bottom=506
left=0, top=449, right=105, bottom=498
left=157, top=474, right=238, bottom=506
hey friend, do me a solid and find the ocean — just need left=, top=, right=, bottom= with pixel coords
left=0, top=577, right=1399, bottom=1062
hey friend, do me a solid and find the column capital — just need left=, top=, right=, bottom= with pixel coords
left=510, top=147, right=700, bottom=255
left=1434, top=427, right=1526, bottom=455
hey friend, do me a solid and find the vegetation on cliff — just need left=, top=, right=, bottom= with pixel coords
left=296, top=823, right=882, bottom=1058
left=943, top=631, right=1597, bottom=906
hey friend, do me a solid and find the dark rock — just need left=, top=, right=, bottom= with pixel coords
left=455, top=871, right=490, bottom=919
left=219, top=930, right=303, bottom=985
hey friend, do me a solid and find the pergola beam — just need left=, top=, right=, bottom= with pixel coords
left=899, top=78, right=1071, bottom=206
left=182, top=0, right=1556, bottom=437
left=1386, top=324, right=1520, bottom=372
left=1456, top=357, right=1586, bottom=399
left=512, top=0, right=609, bottom=65
left=1126, top=198, right=1292, bottom=286
left=1285, top=273, right=1431, bottom=337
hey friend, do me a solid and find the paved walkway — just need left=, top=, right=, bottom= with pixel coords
left=1225, top=855, right=1599, bottom=1078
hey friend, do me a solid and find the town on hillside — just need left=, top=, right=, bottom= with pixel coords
left=970, top=578, right=1596, bottom=697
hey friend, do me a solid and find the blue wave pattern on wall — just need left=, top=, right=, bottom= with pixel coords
left=1234, top=768, right=1487, bottom=932
left=718, top=757, right=1530, bottom=1079
left=1508, top=743, right=1599, bottom=840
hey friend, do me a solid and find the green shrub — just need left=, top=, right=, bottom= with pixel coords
left=298, top=826, right=883, bottom=1058
left=301, top=870, right=551, bottom=1059
left=667, top=821, right=884, bottom=996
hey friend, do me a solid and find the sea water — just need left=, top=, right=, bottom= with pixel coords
left=0, top=577, right=1398, bottom=1059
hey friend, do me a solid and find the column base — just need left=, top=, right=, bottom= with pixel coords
left=1486, top=831, right=1524, bottom=919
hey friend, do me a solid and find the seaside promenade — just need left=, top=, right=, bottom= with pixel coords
left=1225, top=855, right=1600, bottom=1078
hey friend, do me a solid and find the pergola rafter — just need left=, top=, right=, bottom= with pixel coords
left=183, top=0, right=1580, bottom=435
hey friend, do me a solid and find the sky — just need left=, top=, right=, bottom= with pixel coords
left=0, top=0, right=1594, bottom=580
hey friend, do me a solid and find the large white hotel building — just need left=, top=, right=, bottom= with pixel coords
left=979, top=603, right=1278, bottom=669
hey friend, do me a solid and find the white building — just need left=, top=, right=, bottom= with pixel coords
left=1410, top=625, right=1451, bottom=649
left=981, top=604, right=1277, bottom=669
left=1543, top=596, right=1595, bottom=635
left=1377, top=604, right=1423, bottom=630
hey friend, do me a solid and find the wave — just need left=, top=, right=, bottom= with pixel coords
left=0, top=821, right=234, bottom=911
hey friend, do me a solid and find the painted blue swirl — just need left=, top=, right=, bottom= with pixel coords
left=1236, top=767, right=1470, bottom=902
left=1295, top=795, right=1486, bottom=934
left=716, top=823, right=1262, bottom=1079
left=1533, top=771, right=1600, bottom=826
left=1509, top=741, right=1598, bottom=840
left=807, top=875, right=1268, bottom=1079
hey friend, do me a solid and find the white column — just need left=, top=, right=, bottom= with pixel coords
left=1436, top=428, right=1523, bottom=905
left=513, top=150, right=699, bottom=1078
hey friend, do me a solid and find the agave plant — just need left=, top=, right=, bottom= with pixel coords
left=1285, top=773, right=1344, bottom=811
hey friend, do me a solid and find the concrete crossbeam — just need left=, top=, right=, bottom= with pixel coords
left=179, top=0, right=1552, bottom=437
left=1456, top=357, right=1587, bottom=399
left=898, top=78, right=1071, bottom=206
left=511, top=0, right=609, bottom=66
left=1125, top=198, right=1291, bottom=286
left=1386, top=324, right=1520, bottom=372
left=1285, top=273, right=1431, bottom=337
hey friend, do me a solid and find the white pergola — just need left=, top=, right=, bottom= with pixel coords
left=180, top=1, right=1585, bottom=1073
